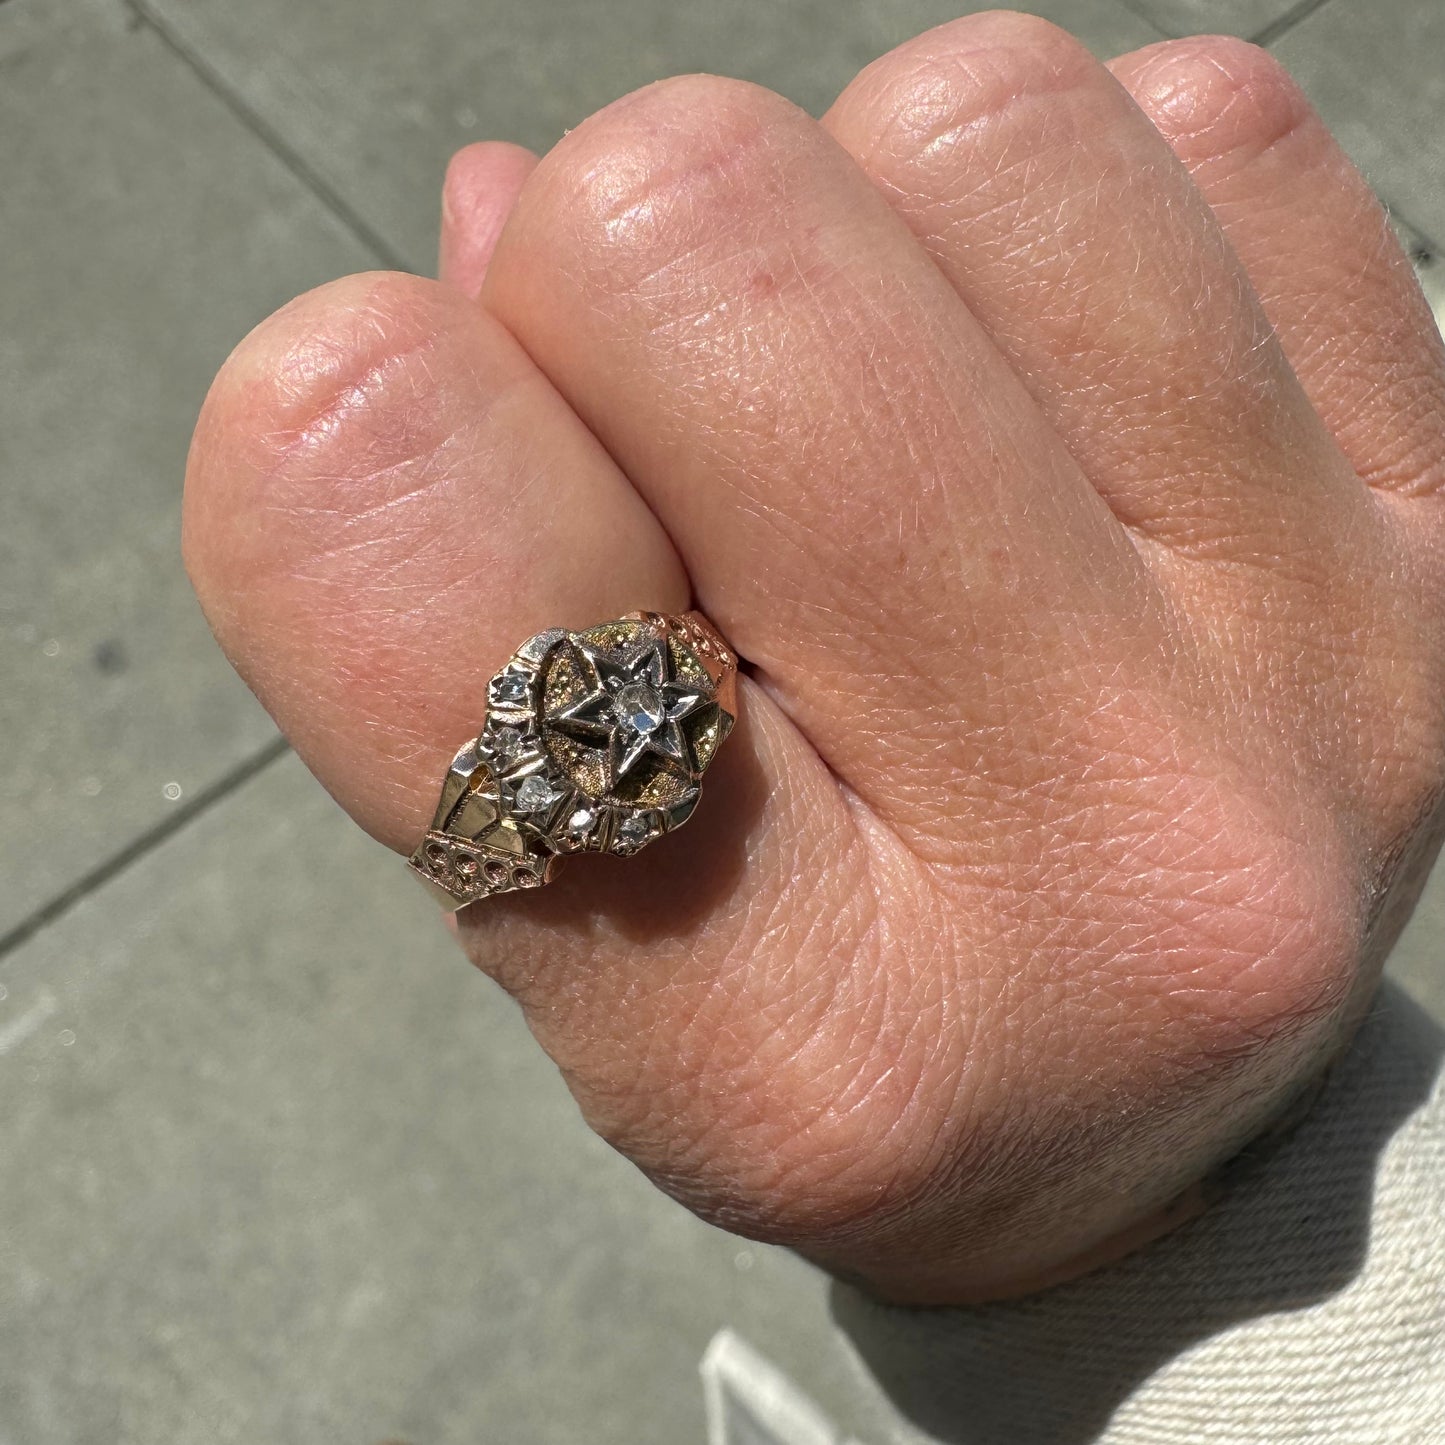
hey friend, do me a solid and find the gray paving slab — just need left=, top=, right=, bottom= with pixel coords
left=0, top=0, right=374, bottom=942
left=137, top=0, right=1162, bottom=276
left=1119, top=0, right=1305, bottom=41
left=1276, top=0, right=1445, bottom=248
left=0, top=752, right=841, bottom=1445
left=1383, top=850, right=1445, bottom=1023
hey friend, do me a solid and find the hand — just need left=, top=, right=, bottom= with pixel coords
left=183, top=13, right=1445, bottom=1304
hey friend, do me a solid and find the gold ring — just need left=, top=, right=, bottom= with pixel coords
left=408, top=611, right=739, bottom=910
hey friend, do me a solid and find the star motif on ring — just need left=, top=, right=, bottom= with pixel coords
left=548, top=635, right=713, bottom=790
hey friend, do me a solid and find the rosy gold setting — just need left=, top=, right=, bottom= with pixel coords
left=408, top=611, right=739, bottom=910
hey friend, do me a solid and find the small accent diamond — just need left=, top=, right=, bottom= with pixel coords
left=491, top=670, right=530, bottom=705
left=567, top=806, right=597, bottom=836
left=488, top=725, right=524, bottom=765
left=515, top=775, right=561, bottom=813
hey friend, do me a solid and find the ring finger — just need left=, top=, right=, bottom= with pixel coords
left=824, top=12, right=1372, bottom=562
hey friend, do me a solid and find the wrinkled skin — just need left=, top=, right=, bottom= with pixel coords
left=183, top=14, right=1445, bottom=1304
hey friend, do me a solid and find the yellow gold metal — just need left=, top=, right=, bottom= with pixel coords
left=408, top=610, right=738, bottom=910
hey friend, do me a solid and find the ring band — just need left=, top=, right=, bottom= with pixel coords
left=408, top=610, right=739, bottom=910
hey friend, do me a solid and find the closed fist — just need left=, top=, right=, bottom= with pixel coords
left=184, top=15, right=1445, bottom=1303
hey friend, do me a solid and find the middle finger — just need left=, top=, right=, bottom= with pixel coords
left=483, top=75, right=1161, bottom=843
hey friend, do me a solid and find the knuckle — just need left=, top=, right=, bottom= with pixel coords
left=840, top=10, right=1099, bottom=164
left=196, top=270, right=449, bottom=480
left=1128, top=37, right=1313, bottom=161
left=535, top=75, right=806, bottom=277
left=894, top=7, right=1094, bottom=74
left=184, top=270, right=486, bottom=605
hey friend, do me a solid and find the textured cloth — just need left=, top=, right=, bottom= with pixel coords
left=825, top=980, right=1445, bottom=1445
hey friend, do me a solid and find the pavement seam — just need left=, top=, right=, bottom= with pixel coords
left=0, top=0, right=414, bottom=963
left=1389, top=204, right=1443, bottom=260
left=0, top=735, right=292, bottom=962
left=1116, top=0, right=1337, bottom=45
left=122, top=0, right=410, bottom=273
left=1251, top=0, right=1338, bottom=47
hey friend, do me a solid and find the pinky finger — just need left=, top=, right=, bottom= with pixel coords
left=1110, top=39, right=1445, bottom=509
left=439, top=141, right=539, bottom=297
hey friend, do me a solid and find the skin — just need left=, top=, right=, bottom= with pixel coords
left=183, top=14, right=1445, bottom=1305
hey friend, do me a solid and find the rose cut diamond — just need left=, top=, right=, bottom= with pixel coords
left=515, top=776, right=560, bottom=813
left=491, top=670, right=530, bottom=705
left=488, top=726, right=524, bottom=765
left=615, top=681, right=666, bottom=735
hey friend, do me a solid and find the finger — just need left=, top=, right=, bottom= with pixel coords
left=482, top=75, right=1161, bottom=847
left=183, top=270, right=687, bottom=852
left=181, top=270, right=892, bottom=1237
left=823, top=13, right=1371, bottom=558
left=1109, top=37, right=1445, bottom=509
left=439, top=141, right=539, bottom=297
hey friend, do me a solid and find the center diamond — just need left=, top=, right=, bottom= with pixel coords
left=615, top=681, right=666, bottom=735
left=547, top=630, right=714, bottom=792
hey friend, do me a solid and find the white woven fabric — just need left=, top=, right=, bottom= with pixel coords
left=827, top=981, right=1445, bottom=1445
